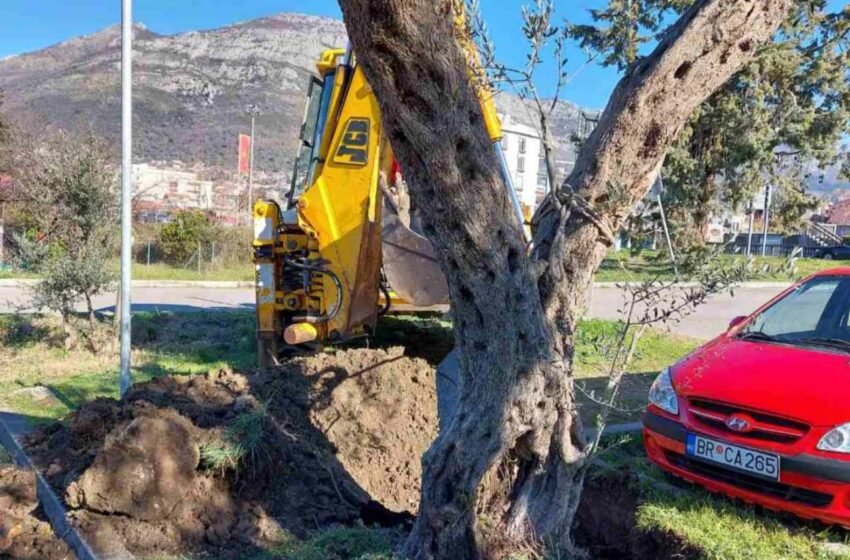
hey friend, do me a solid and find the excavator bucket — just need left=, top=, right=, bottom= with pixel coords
left=381, top=204, right=449, bottom=307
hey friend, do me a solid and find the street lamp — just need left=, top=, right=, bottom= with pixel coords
left=246, top=105, right=261, bottom=213
left=119, top=0, right=133, bottom=397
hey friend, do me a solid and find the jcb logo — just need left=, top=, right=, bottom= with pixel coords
left=333, top=118, right=370, bottom=166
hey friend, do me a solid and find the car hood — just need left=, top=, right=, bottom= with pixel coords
left=672, top=336, right=850, bottom=427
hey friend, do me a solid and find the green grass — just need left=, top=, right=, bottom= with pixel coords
left=0, top=313, right=695, bottom=427
left=142, top=527, right=401, bottom=560
left=597, top=436, right=850, bottom=560
left=0, top=268, right=39, bottom=279
left=269, top=527, right=400, bottom=560
left=131, top=262, right=253, bottom=282
left=574, top=318, right=701, bottom=424
left=0, top=312, right=256, bottom=423
left=597, top=250, right=839, bottom=283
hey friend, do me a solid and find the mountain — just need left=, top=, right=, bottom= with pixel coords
left=0, top=13, right=588, bottom=182
left=0, top=15, right=347, bottom=180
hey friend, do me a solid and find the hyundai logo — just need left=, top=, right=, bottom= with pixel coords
left=726, top=414, right=752, bottom=433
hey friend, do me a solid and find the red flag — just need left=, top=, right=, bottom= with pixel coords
left=238, top=134, right=252, bottom=174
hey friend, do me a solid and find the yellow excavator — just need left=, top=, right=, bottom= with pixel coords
left=252, top=34, right=524, bottom=367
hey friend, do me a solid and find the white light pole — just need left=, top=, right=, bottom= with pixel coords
left=246, top=105, right=260, bottom=214
left=761, top=184, right=772, bottom=258
left=119, top=0, right=133, bottom=397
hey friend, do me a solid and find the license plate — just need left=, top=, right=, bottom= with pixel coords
left=686, top=434, right=780, bottom=481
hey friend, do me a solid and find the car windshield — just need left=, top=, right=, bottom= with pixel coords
left=739, top=276, right=850, bottom=352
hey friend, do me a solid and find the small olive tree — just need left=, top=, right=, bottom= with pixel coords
left=5, top=131, right=117, bottom=345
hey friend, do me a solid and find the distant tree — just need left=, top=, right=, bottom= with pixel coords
left=156, top=210, right=217, bottom=264
left=649, top=2, right=850, bottom=241
left=5, top=131, right=117, bottom=342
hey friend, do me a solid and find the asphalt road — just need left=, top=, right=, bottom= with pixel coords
left=587, top=285, right=787, bottom=339
left=0, top=284, right=789, bottom=340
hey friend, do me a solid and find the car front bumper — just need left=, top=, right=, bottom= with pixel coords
left=643, top=409, right=850, bottom=528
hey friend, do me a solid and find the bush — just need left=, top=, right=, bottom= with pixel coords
left=156, top=211, right=217, bottom=264
left=5, top=131, right=117, bottom=344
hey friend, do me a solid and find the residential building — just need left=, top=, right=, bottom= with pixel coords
left=133, top=163, right=215, bottom=212
left=499, top=114, right=547, bottom=216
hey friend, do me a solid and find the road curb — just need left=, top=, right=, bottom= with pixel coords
left=0, top=279, right=254, bottom=289
left=584, top=422, right=643, bottom=441
left=0, top=279, right=793, bottom=290
left=130, top=280, right=253, bottom=289
left=0, top=412, right=135, bottom=560
left=592, top=281, right=793, bottom=289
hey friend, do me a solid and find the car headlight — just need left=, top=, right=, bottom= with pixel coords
left=818, top=423, right=850, bottom=454
left=648, top=368, right=679, bottom=416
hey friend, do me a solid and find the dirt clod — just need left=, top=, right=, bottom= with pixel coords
left=0, top=466, right=74, bottom=560
left=66, top=410, right=200, bottom=521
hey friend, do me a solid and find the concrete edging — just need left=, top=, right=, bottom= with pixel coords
left=0, top=412, right=135, bottom=560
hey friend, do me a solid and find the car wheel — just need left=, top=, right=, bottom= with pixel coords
left=823, top=252, right=834, bottom=260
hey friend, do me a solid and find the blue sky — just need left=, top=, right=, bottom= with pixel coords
left=0, top=0, right=619, bottom=109
left=0, top=1, right=844, bottom=110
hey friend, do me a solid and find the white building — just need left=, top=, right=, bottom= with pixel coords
left=132, top=163, right=214, bottom=211
left=499, top=114, right=548, bottom=216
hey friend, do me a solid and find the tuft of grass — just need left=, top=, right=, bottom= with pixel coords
left=199, top=441, right=244, bottom=474
left=200, top=407, right=270, bottom=475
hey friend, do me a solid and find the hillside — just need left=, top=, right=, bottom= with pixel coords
left=0, top=13, right=588, bottom=183
left=0, top=15, right=347, bottom=178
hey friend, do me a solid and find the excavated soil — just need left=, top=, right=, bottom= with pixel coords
left=18, top=343, right=690, bottom=559
left=24, top=347, right=436, bottom=559
left=0, top=466, right=74, bottom=560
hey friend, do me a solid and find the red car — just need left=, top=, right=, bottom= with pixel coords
left=644, top=269, right=850, bottom=528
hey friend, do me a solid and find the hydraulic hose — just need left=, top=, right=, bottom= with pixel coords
left=282, top=256, right=344, bottom=322
left=378, top=281, right=392, bottom=316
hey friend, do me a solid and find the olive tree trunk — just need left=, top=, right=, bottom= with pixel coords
left=337, top=1, right=793, bottom=557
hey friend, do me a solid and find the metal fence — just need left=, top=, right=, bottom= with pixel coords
left=131, top=240, right=250, bottom=272
left=723, top=244, right=822, bottom=259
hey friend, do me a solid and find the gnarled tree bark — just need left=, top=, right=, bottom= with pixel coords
left=336, top=1, right=793, bottom=558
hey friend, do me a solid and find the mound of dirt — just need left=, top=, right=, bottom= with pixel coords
left=0, top=466, right=74, bottom=560
left=24, top=347, right=438, bottom=559
left=285, top=348, right=437, bottom=513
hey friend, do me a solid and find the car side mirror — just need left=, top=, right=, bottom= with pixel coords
left=728, top=315, right=747, bottom=330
